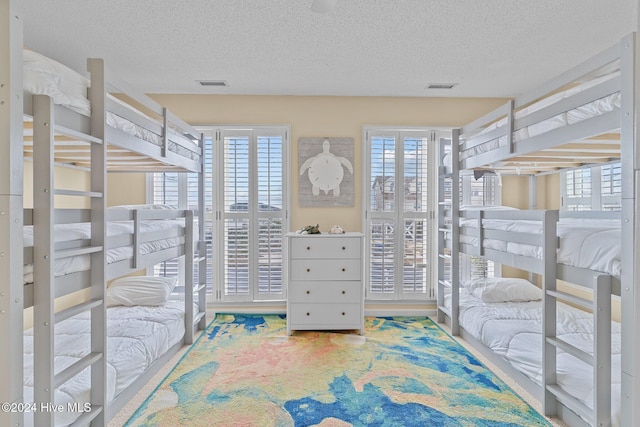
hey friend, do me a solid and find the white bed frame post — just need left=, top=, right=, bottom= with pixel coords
left=436, top=138, right=449, bottom=325
left=32, top=94, right=57, bottom=427
left=620, top=32, right=640, bottom=427
left=541, top=210, right=558, bottom=417
left=197, top=133, right=207, bottom=331
left=87, top=57, right=108, bottom=427
left=184, top=210, right=195, bottom=344
left=0, top=2, right=24, bottom=427
left=436, top=130, right=461, bottom=334
left=593, top=273, right=612, bottom=427
left=450, top=129, right=460, bottom=335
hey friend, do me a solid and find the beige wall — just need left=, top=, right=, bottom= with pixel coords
left=541, top=174, right=560, bottom=209
left=149, top=94, right=506, bottom=232
left=500, top=173, right=561, bottom=211
left=23, top=160, right=91, bottom=209
left=107, top=173, right=147, bottom=206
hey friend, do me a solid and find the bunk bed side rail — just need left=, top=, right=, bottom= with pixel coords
left=560, top=210, right=621, bottom=220
left=515, top=43, right=621, bottom=109
left=457, top=209, right=558, bottom=275
left=461, top=101, right=511, bottom=137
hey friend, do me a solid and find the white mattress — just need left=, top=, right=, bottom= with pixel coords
left=23, top=219, right=184, bottom=284
left=458, top=217, right=621, bottom=277
left=23, top=301, right=188, bottom=427
left=445, top=289, right=622, bottom=427
left=22, top=49, right=198, bottom=161
left=445, top=73, right=621, bottom=164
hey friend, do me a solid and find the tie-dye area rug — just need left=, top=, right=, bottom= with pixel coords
left=125, top=314, right=550, bottom=426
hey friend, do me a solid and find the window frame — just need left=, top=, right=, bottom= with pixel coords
left=362, top=126, right=442, bottom=301
left=212, top=125, right=290, bottom=303
left=560, top=162, right=621, bottom=211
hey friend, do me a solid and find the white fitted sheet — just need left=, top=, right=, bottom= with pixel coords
left=23, top=301, right=189, bottom=427
left=23, top=219, right=184, bottom=284
left=445, top=289, right=621, bottom=427
left=458, top=217, right=621, bottom=277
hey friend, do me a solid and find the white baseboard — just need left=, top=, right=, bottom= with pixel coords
left=208, top=303, right=437, bottom=318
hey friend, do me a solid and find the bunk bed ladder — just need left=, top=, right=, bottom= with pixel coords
left=436, top=131, right=460, bottom=335
left=544, top=273, right=612, bottom=426
left=542, top=209, right=612, bottom=426
left=539, top=210, right=558, bottom=420
left=32, top=58, right=109, bottom=426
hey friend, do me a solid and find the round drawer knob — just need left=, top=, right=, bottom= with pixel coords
left=342, top=268, right=346, bottom=272
left=342, top=246, right=346, bottom=250
left=342, top=312, right=346, bottom=316
left=306, top=290, right=310, bottom=294
left=342, top=290, right=346, bottom=294
left=306, top=268, right=310, bottom=272
left=306, top=246, right=311, bottom=250
left=306, top=312, right=310, bottom=316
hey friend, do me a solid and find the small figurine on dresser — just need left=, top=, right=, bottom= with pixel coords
left=296, top=224, right=321, bottom=234
left=329, top=225, right=344, bottom=234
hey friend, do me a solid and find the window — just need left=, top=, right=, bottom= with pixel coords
left=215, top=127, right=289, bottom=302
left=364, top=128, right=437, bottom=300
left=149, top=138, right=215, bottom=293
left=459, top=171, right=500, bottom=280
left=563, top=168, right=592, bottom=210
left=561, top=162, right=621, bottom=211
left=600, top=163, right=622, bottom=211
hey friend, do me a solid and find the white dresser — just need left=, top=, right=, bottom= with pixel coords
left=286, top=232, right=365, bottom=335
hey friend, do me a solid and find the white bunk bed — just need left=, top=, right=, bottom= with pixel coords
left=3, top=39, right=208, bottom=427
left=437, top=33, right=639, bottom=427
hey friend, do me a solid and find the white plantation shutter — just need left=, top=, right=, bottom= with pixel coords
left=152, top=173, right=180, bottom=279
left=223, top=134, right=251, bottom=297
left=218, top=127, right=288, bottom=302
left=564, top=168, right=592, bottom=211
left=561, top=163, right=621, bottom=211
left=369, top=136, right=396, bottom=295
left=256, top=136, right=284, bottom=295
left=401, top=137, right=429, bottom=295
left=365, top=129, right=435, bottom=300
left=600, top=162, right=621, bottom=211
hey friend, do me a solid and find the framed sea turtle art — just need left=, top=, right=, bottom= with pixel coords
left=298, top=137, right=354, bottom=207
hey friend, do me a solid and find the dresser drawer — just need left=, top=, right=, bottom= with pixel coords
left=290, top=237, right=361, bottom=259
left=289, top=303, right=362, bottom=327
left=290, top=259, right=361, bottom=281
left=289, top=281, right=362, bottom=303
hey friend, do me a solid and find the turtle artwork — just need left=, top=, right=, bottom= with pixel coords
left=300, top=138, right=354, bottom=196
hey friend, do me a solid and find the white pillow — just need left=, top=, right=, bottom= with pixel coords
left=465, top=277, right=542, bottom=303
left=23, top=49, right=90, bottom=115
left=106, top=276, right=177, bottom=307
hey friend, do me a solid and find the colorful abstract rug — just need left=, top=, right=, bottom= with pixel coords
left=125, top=314, right=550, bottom=426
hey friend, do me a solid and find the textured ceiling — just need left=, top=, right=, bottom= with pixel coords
left=22, top=0, right=637, bottom=98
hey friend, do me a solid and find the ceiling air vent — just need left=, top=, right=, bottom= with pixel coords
left=426, top=83, right=458, bottom=90
left=197, top=80, right=228, bottom=87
